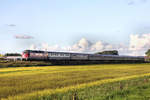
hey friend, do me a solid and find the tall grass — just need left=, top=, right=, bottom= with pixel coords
left=0, top=63, right=150, bottom=99
left=0, top=61, right=52, bottom=68
left=5, top=73, right=150, bottom=100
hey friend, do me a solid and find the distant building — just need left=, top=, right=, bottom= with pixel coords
left=5, top=56, right=22, bottom=61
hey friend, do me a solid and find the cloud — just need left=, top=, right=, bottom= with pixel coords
left=41, top=43, right=60, bottom=51
left=14, top=34, right=34, bottom=39
left=91, top=41, right=104, bottom=51
left=70, top=38, right=92, bottom=52
left=28, top=33, right=150, bottom=56
left=30, top=44, right=37, bottom=50
left=129, top=33, right=150, bottom=51
left=141, top=0, right=147, bottom=3
left=128, top=1, right=135, bottom=5
left=29, top=38, right=124, bottom=53
left=7, top=24, right=16, bottom=27
left=127, top=0, right=148, bottom=5
left=121, top=33, right=150, bottom=56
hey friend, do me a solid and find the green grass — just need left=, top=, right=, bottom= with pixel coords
left=0, top=61, right=52, bottom=68
left=0, top=63, right=150, bottom=100
left=38, top=75, right=150, bottom=100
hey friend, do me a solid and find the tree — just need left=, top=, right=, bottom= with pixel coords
left=96, top=50, right=119, bottom=55
left=4, top=53, right=21, bottom=56
left=145, top=49, right=150, bottom=56
left=145, top=49, right=150, bottom=62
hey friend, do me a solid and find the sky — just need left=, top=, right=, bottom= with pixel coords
left=0, top=0, right=150, bottom=56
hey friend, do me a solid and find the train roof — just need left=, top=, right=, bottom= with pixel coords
left=23, top=50, right=90, bottom=55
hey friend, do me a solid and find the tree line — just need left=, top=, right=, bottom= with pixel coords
left=96, top=50, right=119, bottom=55
left=4, top=53, right=21, bottom=56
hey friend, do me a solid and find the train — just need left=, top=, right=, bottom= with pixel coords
left=22, top=50, right=145, bottom=64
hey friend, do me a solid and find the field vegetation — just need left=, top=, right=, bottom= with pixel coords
left=41, top=75, right=150, bottom=100
left=0, top=63, right=150, bottom=100
left=0, top=60, right=52, bottom=68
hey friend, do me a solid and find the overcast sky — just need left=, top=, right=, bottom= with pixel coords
left=0, top=0, right=150, bottom=55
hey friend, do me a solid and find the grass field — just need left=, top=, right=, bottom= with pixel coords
left=0, top=60, right=52, bottom=68
left=0, top=63, right=150, bottom=100
left=45, top=75, right=150, bottom=100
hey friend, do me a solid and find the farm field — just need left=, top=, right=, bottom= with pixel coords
left=0, top=60, right=52, bottom=68
left=0, top=63, right=150, bottom=100
left=45, top=75, right=150, bottom=100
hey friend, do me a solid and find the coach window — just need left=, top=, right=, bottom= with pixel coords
left=60, top=54, right=62, bottom=57
left=60, top=54, right=62, bottom=56
left=52, top=53, right=54, bottom=56
left=54, top=53, right=56, bottom=57
left=51, top=53, right=53, bottom=56
left=65, top=54, right=67, bottom=56
left=58, top=53, right=60, bottom=56
left=55, top=53, right=58, bottom=56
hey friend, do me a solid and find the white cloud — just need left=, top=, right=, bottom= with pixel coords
left=30, top=44, right=37, bottom=50
left=127, top=33, right=150, bottom=56
left=128, top=1, right=135, bottom=5
left=127, top=0, right=148, bottom=5
left=15, top=34, right=34, bottom=39
left=91, top=41, right=104, bottom=51
left=70, top=38, right=92, bottom=52
left=41, top=43, right=60, bottom=51
left=129, top=33, right=150, bottom=51
left=7, top=24, right=16, bottom=27
left=27, top=33, right=150, bottom=56
left=28, top=38, right=121, bottom=53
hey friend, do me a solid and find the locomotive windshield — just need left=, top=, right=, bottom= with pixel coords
left=22, top=50, right=30, bottom=59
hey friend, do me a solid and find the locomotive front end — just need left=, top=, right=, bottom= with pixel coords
left=22, top=50, right=29, bottom=60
